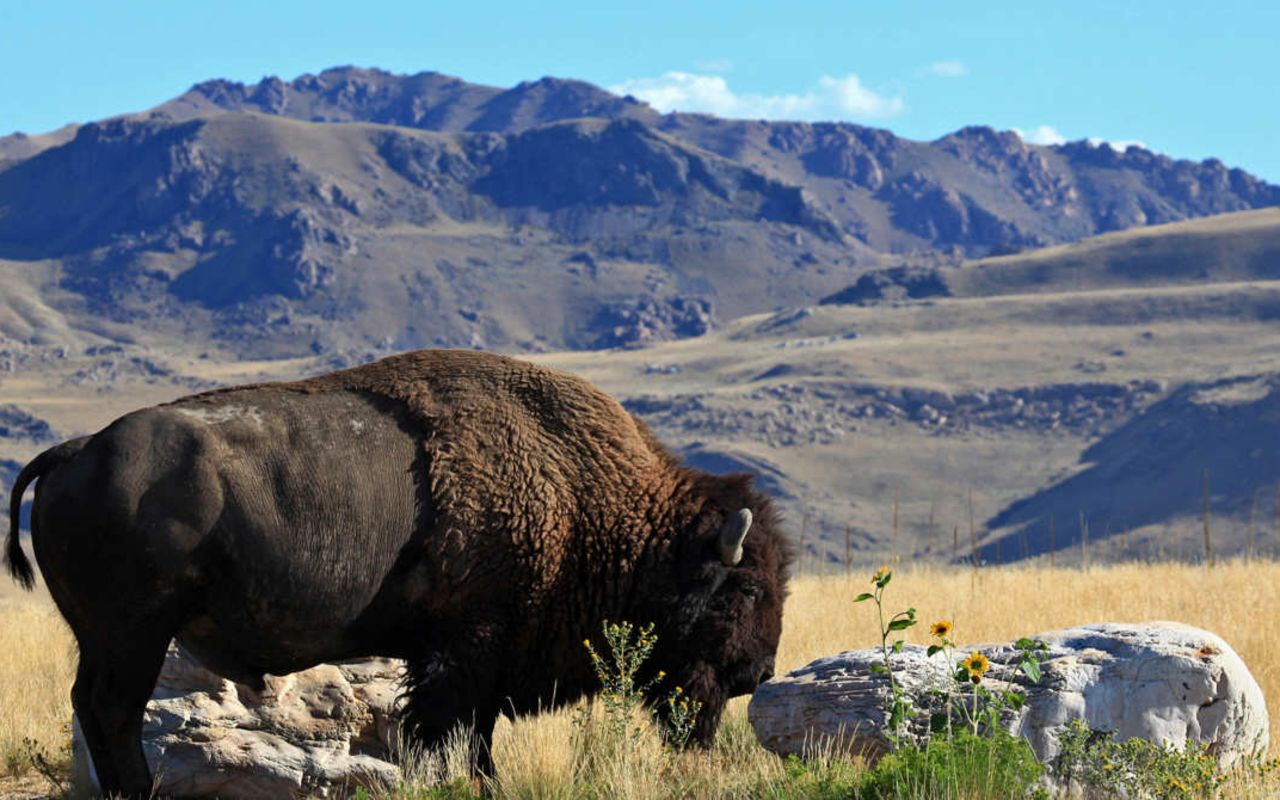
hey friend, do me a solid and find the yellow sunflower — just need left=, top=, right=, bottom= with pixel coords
left=871, top=565, right=890, bottom=584
left=930, top=620, right=953, bottom=639
left=961, top=651, right=990, bottom=680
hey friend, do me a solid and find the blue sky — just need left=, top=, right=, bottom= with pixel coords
left=2, top=0, right=1277, bottom=181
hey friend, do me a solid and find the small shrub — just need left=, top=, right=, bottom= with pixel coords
left=659, top=685, right=701, bottom=748
left=579, top=621, right=664, bottom=747
left=1053, top=718, right=1232, bottom=799
left=578, top=620, right=702, bottom=749
left=762, top=754, right=866, bottom=800
left=13, top=731, right=69, bottom=794
left=566, top=621, right=708, bottom=799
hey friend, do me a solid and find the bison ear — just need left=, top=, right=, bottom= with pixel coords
left=718, top=508, right=753, bottom=566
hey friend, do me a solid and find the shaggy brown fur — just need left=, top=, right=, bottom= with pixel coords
left=6, top=349, right=793, bottom=796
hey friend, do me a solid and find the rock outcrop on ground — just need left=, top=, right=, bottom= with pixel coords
left=73, top=645, right=404, bottom=799
left=748, top=622, right=1269, bottom=767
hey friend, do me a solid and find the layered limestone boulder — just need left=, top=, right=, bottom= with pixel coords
left=73, top=644, right=405, bottom=798
left=749, top=622, right=1268, bottom=767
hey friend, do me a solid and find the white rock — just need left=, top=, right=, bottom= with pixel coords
left=749, top=622, right=1268, bottom=767
left=74, top=644, right=405, bottom=798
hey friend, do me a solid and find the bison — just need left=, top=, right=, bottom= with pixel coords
left=5, top=349, right=792, bottom=797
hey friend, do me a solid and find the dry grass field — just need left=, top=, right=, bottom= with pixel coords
left=2, top=560, right=1278, bottom=798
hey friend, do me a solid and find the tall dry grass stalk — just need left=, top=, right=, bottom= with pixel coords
left=0, top=591, right=74, bottom=779
left=3, top=562, right=1279, bottom=797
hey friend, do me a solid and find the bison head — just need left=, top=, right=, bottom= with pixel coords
left=646, top=473, right=793, bottom=746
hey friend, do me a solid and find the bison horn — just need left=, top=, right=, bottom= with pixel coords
left=718, top=508, right=753, bottom=566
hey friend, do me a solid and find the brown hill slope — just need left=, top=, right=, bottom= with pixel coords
left=540, top=211, right=1280, bottom=564
left=6, top=211, right=1280, bottom=567
left=983, top=374, right=1280, bottom=563
left=823, top=208, right=1280, bottom=305
left=0, top=113, right=866, bottom=357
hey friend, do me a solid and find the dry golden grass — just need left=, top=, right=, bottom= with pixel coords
left=1, top=560, right=1278, bottom=798
left=774, top=560, right=1280, bottom=753
left=0, top=588, right=73, bottom=781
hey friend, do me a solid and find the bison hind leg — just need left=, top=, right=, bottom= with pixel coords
left=68, top=611, right=184, bottom=799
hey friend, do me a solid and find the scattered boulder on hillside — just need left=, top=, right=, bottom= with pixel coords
left=73, top=645, right=404, bottom=799
left=749, top=622, right=1268, bottom=768
left=626, top=380, right=1162, bottom=451
left=819, top=265, right=951, bottom=306
left=589, top=296, right=714, bottom=348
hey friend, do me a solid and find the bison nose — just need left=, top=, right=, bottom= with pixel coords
left=757, top=660, right=776, bottom=684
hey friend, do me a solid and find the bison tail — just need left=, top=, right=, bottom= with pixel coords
left=6, top=438, right=89, bottom=590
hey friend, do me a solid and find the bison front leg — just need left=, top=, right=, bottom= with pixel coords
left=400, top=639, right=504, bottom=777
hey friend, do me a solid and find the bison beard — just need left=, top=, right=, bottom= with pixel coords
left=4, top=349, right=793, bottom=797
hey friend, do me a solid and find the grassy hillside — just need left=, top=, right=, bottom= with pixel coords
left=538, top=288, right=1280, bottom=563
left=953, top=208, right=1280, bottom=296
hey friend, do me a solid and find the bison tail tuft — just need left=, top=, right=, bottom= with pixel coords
left=5, top=518, right=34, bottom=591
left=6, top=438, right=89, bottom=590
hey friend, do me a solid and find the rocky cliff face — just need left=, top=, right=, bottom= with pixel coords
left=160, top=68, right=1280, bottom=252
left=0, top=110, right=858, bottom=356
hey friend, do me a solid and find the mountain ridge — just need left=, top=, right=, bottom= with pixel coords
left=0, top=65, right=1276, bottom=360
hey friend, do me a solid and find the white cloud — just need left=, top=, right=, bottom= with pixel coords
left=927, top=60, right=968, bottom=78
left=608, top=71, right=905, bottom=122
left=1012, top=125, right=1067, bottom=146
left=1088, top=136, right=1148, bottom=152
left=1013, top=127, right=1150, bottom=152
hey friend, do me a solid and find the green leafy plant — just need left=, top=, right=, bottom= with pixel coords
left=854, top=566, right=917, bottom=737
left=923, top=619, right=957, bottom=739
left=947, top=640, right=1046, bottom=739
left=921, top=617, right=1047, bottom=743
left=580, top=621, right=665, bottom=745
left=1012, top=637, right=1049, bottom=684
left=845, top=574, right=1054, bottom=797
